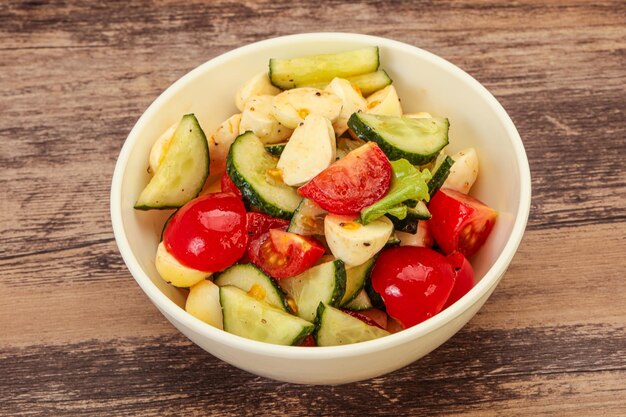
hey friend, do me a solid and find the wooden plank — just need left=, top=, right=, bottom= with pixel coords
left=0, top=324, right=623, bottom=416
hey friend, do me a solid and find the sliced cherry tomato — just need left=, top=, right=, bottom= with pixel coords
left=298, top=142, right=391, bottom=215
left=163, top=193, right=247, bottom=272
left=220, top=171, right=242, bottom=198
left=248, top=229, right=325, bottom=278
left=385, top=316, right=405, bottom=334
left=429, top=188, right=497, bottom=256
left=297, top=335, right=317, bottom=347
left=342, top=308, right=388, bottom=329
left=238, top=212, right=289, bottom=264
left=246, top=212, right=290, bottom=238
left=371, top=246, right=456, bottom=328
left=443, top=252, right=475, bottom=309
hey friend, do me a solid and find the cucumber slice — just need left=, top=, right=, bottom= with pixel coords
left=345, top=70, right=392, bottom=97
left=287, top=198, right=327, bottom=236
left=388, top=201, right=431, bottom=234
left=220, top=286, right=313, bottom=345
left=343, top=289, right=373, bottom=311
left=278, top=260, right=346, bottom=322
left=340, top=258, right=375, bottom=307
left=306, top=70, right=392, bottom=97
left=135, top=114, right=209, bottom=209
left=428, top=155, right=455, bottom=196
left=314, top=303, right=390, bottom=346
left=159, top=210, right=177, bottom=242
left=226, top=132, right=302, bottom=219
left=265, top=142, right=287, bottom=157
left=269, top=47, right=379, bottom=90
left=364, top=274, right=386, bottom=310
left=385, top=232, right=401, bottom=247
left=214, top=264, right=288, bottom=312
left=348, top=113, right=449, bottom=165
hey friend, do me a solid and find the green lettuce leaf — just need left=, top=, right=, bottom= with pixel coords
left=360, top=159, right=432, bottom=224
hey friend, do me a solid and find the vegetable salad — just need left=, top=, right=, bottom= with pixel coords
left=134, top=47, right=497, bottom=346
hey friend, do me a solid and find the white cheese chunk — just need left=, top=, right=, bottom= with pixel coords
left=155, top=241, right=211, bottom=288
left=324, top=78, right=367, bottom=136
left=186, top=279, right=223, bottom=330
left=277, top=114, right=336, bottom=186
left=397, top=221, right=433, bottom=248
left=272, top=87, right=343, bottom=129
left=443, top=148, right=479, bottom=194
left=239, top=95, right=293, bottom=144
left=235, top=71, right=282, bottom=111
left=366, top=85, right=403, bottom=116
left=324, top=215, right=393, bottom=267
left=404, top=111, right=432, bottom=119
left=148, top=122, right=179, bottom=174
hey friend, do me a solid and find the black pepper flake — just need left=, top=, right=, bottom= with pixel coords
left=315, top=92, right=321, bottom=96
left=363, top=242, right=371, bottom=247
left=339, top=222, right=346, bottom=227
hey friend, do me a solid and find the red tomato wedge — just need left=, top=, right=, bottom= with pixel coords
left=297, top=335, right=317, bottom=347
left=443, top=252, right=475, bottom=309
left=246, top=212, right=290, bottom=238
left=342, top=308, right=388, bottom=329
left=429, top=188, right=497, bottom=256
left=221, top=171, right=242, bottom=198
left=163, top=193, right=247, bottom=272
left=371, top=246, right=456, bottom=328
left=248, top=229, right=325, bottom=279
left=298, top=142, right=391, bottom=214
left=385, top=316, right=405, bottom=334
left=239, top=212, right=290, bottom=264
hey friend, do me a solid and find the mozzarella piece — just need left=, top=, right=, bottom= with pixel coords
left=324, top=78, right=367, bottom=136
left=277, top=114, right=336, bottom=186
left=366, top=85, right=403, bottom=116
left=208, top=113, right=241, bottom=175
left=272, top=87, right=343, bottom=129
left=404, top=112, right=432, bottom=119
left=397, top=221, right=434, bottom=248
left=185, top=279, right=223, bottom=330
left=239, top=95, right=293, bottom=144
left=443, top=148, right=479, bottom=194
left=235, top=71, right=282, bottom=111
left=155, top=242, right=211, bottom=288
left=148, top=122, right=179, bottom=174
left=324, top=215, right=393, bottom=267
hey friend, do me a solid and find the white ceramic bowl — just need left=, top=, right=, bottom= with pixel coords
left=111, top=33, right=531, bottom=385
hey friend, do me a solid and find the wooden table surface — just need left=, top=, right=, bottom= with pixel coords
left=1, top=1, right=625, bottom=415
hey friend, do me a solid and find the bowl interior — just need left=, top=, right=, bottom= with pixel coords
left=114, top=33, right=528, bottom=330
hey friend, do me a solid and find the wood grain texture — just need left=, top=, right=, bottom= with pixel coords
left=1, top=0, right=625, bottom=415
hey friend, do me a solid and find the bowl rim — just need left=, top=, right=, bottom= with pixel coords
left=110, top=32, right=531, bottom=359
